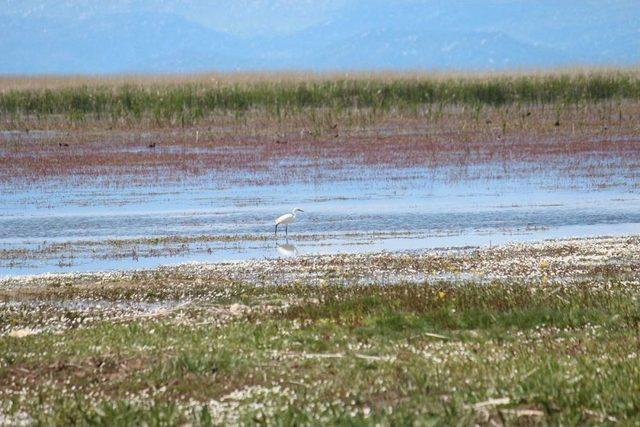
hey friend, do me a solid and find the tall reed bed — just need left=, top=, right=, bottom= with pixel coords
left=1, top=71, right=639, bottom=125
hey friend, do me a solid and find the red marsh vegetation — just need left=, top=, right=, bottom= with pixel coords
left=1, top=71, right=639, bottom=187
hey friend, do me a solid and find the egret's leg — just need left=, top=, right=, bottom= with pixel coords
left=275, top=224, right=278, bottom=236
left=285, top=225, right=288, bottom=236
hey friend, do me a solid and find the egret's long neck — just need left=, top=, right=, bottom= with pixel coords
left=291, top=210, right=297, bottom=217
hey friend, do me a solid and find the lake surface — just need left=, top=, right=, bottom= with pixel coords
left=2, top=165, right=640, bottom=277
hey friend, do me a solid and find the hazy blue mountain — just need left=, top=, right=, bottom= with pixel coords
left=1, top=0, right=638, bottom=74
left=0, top=11, right=250, bottom=73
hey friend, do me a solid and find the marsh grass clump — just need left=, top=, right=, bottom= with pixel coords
left=1, top=70, right=639, bottom=126
left=278, top=280, right=638, bottom=329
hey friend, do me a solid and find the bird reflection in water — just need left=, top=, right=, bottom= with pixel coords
left=276, top=241, right=298, bottom=257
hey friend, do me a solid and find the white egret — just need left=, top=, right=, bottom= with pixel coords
left=275, top=208, right=304, bottom=236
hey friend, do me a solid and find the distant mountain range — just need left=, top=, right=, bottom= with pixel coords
left=1, top=0, right=639, bottom=74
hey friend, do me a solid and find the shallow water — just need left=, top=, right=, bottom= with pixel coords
left=2, top=166, right=640, bottom=277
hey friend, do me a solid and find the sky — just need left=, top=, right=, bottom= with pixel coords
left=2, top=0, right=348, bottom=35
left=1, top=0, right=639, bottom=74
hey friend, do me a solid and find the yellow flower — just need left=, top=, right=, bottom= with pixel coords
left=438, top=291, right=446, bottom=300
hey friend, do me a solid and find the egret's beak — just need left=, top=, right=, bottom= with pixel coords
left=298, top=209, right=304, bottom=212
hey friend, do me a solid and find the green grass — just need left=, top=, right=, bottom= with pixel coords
left=1, top=278, right=639, bottom=425
left=2, top=71, right=639, bottom=125
left=2, top=236, right=639, bottom=425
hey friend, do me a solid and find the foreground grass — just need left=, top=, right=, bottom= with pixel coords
left=1, top=237, right=640, bottom=425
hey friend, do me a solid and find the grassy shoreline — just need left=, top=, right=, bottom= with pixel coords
left=1, top=235, right=639, bottom=425
left=2, top=69, right=639, bottom=187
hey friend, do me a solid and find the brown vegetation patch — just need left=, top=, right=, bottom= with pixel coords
left=2, top=101, right=640, bottom=186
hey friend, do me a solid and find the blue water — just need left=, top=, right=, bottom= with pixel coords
left=2, top=167, right=640, bottom=276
